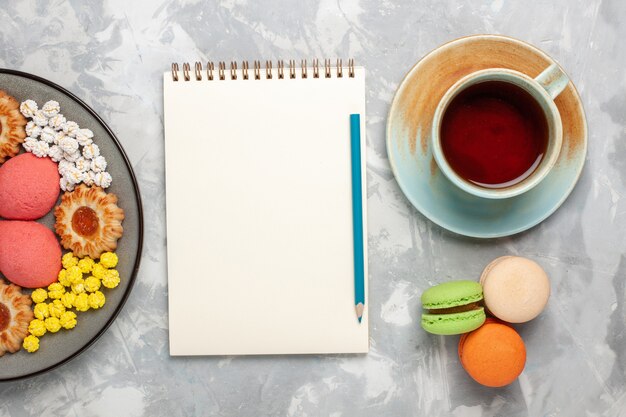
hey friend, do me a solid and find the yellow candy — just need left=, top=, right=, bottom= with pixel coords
left=71, top=279, right=85, bottom=294
left=59, top=311, right=77, bottom=329
left=48, top=300, right=65, bottom=318
left=84, top=276, right=101, bottom=293
left=102, top=270, right=120, bottom=289
left=58, top=269, right=71, bottom=287
left=23, top=335, right=39, bottom=353
left=99, top=252, right=118, bottom=269
left=61, top=252, right=78, bottom=269
left=28, top=319, right=46, bottom=337
left=45, top=317, right=61, bottom=333
left=88, top=291, right=106, bottom=309
left=33, top=303, right=49, bottom=320
left=74, top=293, right=90, bottom=312
left=60, top=292, right=76, bottom=309
left=92, top=263, right=107, bottom=279
left=47, top=282, right=65, bottom=299
left=31, top=288, right=48, bottom=304
left=78, top=257, right=95, bottom=273
left=66, top=266, right=83, bottom=284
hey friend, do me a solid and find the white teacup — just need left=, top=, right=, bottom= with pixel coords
left=431, top=64, right=569, bottom=199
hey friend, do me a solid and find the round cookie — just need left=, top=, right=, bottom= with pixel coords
left=479, top=255, right=513, bottom=285
left=458, top=318, right=526, bottom=387
left=0, top=91, right=27, bottom=163
left=481, top=256, right=550, bottom=323
left=0, top=153, right=60, bottom=220
left=421, top=280, right=486, bottom=335
left=0, top=221, right=62, bottom=288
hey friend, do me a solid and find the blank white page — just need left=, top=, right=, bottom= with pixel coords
left=163, top=65, right=368, bottom=355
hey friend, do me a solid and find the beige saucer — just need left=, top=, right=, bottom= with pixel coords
left=386, top=35, right=587, bottom=237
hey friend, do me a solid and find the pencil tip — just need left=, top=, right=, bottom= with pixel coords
left=355, top=303, right=364, bottom=323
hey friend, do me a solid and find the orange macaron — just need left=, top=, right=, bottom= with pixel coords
left=458, top=318, right=526, bottom=387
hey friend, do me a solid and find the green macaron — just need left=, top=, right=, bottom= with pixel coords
left=421, top=280, right=486, bottom=335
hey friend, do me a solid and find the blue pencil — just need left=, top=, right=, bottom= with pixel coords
left=350, top=114, right=365, bottom=323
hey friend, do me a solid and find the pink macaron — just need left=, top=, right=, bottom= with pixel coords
left=0, top=153, right=60, bottom=220
left=0, top=220, right=62, bottom=288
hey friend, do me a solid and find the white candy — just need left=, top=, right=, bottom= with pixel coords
left=75, top=157, right=90, bottom=172
left=65, top=167, right=84, bottom=185
left=48, top=145, right=64, bottom=162
left=58, top=136, right=79, bottom=154
left=76, top=128, right=93, bottom=139
left=25, top=121, right=42, bottom=138
left=76, top=136, right=93, bottom=147
left=41, top=100, right=60, bottom=118
left=91, top=171, right=112, bottom=188
left=83, top=171, right=95, bottom=186
left=100, top=172, right=112, bottom=188
left=60, top=177, right=75, bottom=192
left=40, top=126, right=56, bottom=143
left=20, top=99, right=112, bottom=189
left=25, top=121, right=35, bottom=135
left=53, top=131, right=65, bottom=145
left=57, top=160, right=74, bottom=176
left=75, top=129, right=94, bottom=146
left=48, top=114, right=66, bottom=130
left=63, top=121, right=80, bottom=137
left=90, top=155, right=107, bottom=173
left=32, top=110, right=48, bottom=127
left=63, top=151, right=80, bottom=163
left=22, top=137, right=38, bottom=152
left=82, top=143, right=100, bottom=160
left=20, top=100, right=38, bottom=118
left=31, top=141, right=50, bottom=158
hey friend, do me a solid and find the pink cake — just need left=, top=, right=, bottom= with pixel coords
left=0, top=153, right=60, bottom=220
left=0, top=221, right=62, bottom=288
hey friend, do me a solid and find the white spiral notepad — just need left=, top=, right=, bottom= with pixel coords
left=163, top=59, right=368, bottom=355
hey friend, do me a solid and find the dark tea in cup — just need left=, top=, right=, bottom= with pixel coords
left=440, top=81, right=548, bottom=189
left=431, top=66, right=567, bottom=199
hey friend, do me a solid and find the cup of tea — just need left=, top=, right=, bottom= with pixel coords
left=431, top=64, right=569, bottom=199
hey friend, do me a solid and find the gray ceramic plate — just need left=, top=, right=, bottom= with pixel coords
left=0, top=69, right=143, bottom=380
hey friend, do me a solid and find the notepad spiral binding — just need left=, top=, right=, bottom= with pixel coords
left=171, top=59, right=355, bottom=82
